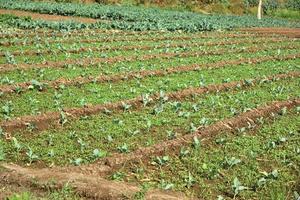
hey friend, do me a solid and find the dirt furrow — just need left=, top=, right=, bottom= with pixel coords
left=1, top=43, right=298, bottom=73
left=0, top=32, right=281, bottom=47
left=0, top=38, right=286, bottom=57
left=0, top=52, right=299, bottom=95
left=239, top=28, right=300, bottom=38
left=0, top=164, right=189, bottom=200
left=1, top=71, right=299, bottom=133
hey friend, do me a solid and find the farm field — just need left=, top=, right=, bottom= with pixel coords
left=0, top=1, right=300, bottom=200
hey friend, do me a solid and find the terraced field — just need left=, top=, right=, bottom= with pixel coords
left=0, top=27, right=299, bottom=200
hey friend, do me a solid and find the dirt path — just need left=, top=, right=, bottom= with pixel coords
left=0, top=9, right=98, bottom=23
left=240, top=27, right=300, bottom=38
left=1, top=164, right=189, bottom=200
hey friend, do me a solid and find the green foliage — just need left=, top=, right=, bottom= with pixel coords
left=7, top=192, right=33, bottom=200
left=0, top=0, right=299, bottom=31
left=286, top=0, right=300, bottom=10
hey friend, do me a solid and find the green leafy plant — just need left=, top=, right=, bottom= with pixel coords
left=26, top=147, right=39, bottom=164
left=232, top=177, right=249, bottom=197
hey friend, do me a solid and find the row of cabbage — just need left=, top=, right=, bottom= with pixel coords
left=0, top=0, right=299, bottom=31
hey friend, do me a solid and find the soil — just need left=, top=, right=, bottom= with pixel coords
left=0, top=164, right=189, bottom=200
left=239, top=27, right=300, bottom=38
left=0, top=9, right=98, bottom=23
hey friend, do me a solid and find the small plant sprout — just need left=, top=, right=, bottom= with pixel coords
left=192, top=104, right=199, bottom=112
left=145, top=119, right=152, bottom=131
left=178, top=111, right=191, bottom=118
left=192, top=136, right=201, bottom=149
left=28, top=80, right=45, bottom=91
left=47, top=134, right=54, bottom=146
left=106, top=135, right=113, bottom=143
left=179, top=147, right=189, bottom=158
left=189, top=123, right=197, bottom=133
left=103, top=108, right=112, bottom=115
left=77, top=138, right=86, bottom=152
left=111, top=172, right=125, bottom=181
left=5, top=51, right=16, bottom=65
left=73, top=158, right=83, bottom=166
left=12, top=137, right=22, bottom=152
left=142, top=93, right=152, bottom=107
left=79, top=98, right=87, bottom=107
left=152, top=156, right=169, bottom=166
left=117, top=143, right=129, bottom=153
left=223, top=157, right=242, bottom=169
left=152, top=103, right=164, bottom=115
left=2, top=101, right=13, bottom=120
left=279, top=107, right=287, bottom=115
left=159, top=90, right=168, bottom=103
left=59, top=110, right=68, bottom=126
left=160, top=180, right=174, bottom=190
left=167, top=130, right=177, bottom=140
left=122, top=102, right=131, bottom=112
left=184, top=172, right=195, bottom=188
left=294, top=191, right=300, bottom=200
left=48, top=149, right=55, bottom=157
left=26, top=147, right=39, bottom=164
left=217, top=195, right=225, bottom=200
left=199, top=74, right=206, bottom=87
left=93, top=149, right=106, bottom=159
left=170, top=101, right=181, bottom=112
left=232, top=177, right=248, bottom=197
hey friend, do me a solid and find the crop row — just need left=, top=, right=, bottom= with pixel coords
left=0, top=29, right=267, bottom=44
left=0, top=48, right=294, bottom=89
left=1, top=75, right=298, bottom=166
left=115, top=107, right=299, bottom=199
left=0, top=38, right=291, bottom=68
left=1, top=100, right=298, bottom=200
left=1, top=51, right=299, bottom=95
left=0, top=31, right=277, bottom=48
left=1, top=37, right=283, bottom=64
left=0, top=54, right=298, bottom=127
left=0, top=37, right=287, bottom=59
left=1, top=41, right=299, bottom=73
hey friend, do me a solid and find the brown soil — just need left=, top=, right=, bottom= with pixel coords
left=0, top=37, right=286, bottom=57
left=1, top=71, right=299, bottom=133
left=0, top=51, right=299, bottom=95
left=0, top=164, right=190, bottom=200
left=0, top=9, right=98, bottom=23
left=239, top=27, right=300, bottom=38
left=0, top=42, right=298, bottom=73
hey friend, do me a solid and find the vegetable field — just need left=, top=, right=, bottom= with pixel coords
left=0, top=4, right=300, bottom=200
